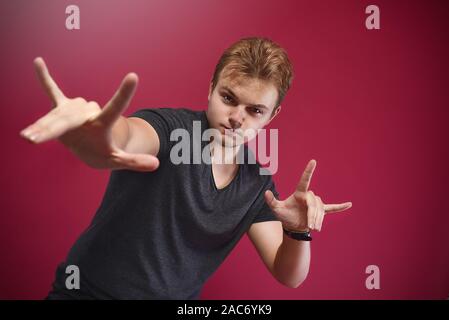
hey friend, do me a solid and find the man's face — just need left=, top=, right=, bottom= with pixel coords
left=206, top=74, right=281, bottom=148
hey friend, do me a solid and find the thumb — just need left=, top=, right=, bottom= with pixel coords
left=111, top=150, right=160, bottom=172
left=264, top=190, right=280, bottom=210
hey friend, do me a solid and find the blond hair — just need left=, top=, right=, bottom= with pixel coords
left=211, top=37, right=294, bottom=109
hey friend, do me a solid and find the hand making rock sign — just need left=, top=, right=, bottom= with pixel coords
left=264, top=159, right=352, bottom=232
left=20, top=57, right=159, bottom=172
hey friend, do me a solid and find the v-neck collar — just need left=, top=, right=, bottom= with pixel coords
left=200, top=111, right=243, bottom=193
left=209, top=151, right=242, bottom=193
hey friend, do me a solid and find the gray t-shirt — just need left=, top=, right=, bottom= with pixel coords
left=48, top=108, right=279, bottom=299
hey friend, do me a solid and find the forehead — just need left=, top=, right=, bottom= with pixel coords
left=217, top=74, right=278, bottom=109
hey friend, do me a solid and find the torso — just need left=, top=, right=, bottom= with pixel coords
left=211, top=162, right=240, bottom=190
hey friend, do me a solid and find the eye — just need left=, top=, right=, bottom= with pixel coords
left=251, top=107, right=263, bottom=115
left=222, top=94, right=233, bottom=104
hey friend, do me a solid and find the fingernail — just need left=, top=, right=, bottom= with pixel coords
left=21, top=129, right=31, bottom=137
left=29, top=133, right=40, bottom=142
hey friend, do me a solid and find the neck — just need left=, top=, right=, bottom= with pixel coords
left=209, top=140, right=242, bottom=165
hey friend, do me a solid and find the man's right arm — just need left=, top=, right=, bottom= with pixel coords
left=20, top=57, right=160, bottom=172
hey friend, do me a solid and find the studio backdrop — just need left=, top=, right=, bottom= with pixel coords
left=0, top=0, right=448, bottom=299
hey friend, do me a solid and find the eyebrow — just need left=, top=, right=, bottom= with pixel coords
left=220, top=86, right=269, bottom=110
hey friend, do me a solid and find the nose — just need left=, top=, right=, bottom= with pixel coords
left=228, top=109, right=243, bottom=129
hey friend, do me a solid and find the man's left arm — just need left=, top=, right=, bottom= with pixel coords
left=247, top=221, right=310, bottom=288
left=247, top=159, right=352, bottom=288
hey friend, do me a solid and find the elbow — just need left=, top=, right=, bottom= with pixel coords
left=277, top=274, right=308, bottom=289
left=285, top=278, right=306, bottom=289
left=272, top=256, right=311, bottom=289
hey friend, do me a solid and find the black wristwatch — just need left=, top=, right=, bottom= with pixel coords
left=283, top=227, right=312, bottom=241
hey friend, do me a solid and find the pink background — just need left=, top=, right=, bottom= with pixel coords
left=0, top=0, right=448, bottom=299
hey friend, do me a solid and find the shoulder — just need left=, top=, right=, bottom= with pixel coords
left=130, top=107, right=199, bottom=119
left=130, top=107, right=205, bottom=130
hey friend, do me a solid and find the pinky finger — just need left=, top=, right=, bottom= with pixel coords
left=22, top=119, right=70, bottom=144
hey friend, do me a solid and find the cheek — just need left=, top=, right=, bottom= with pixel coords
left=211, top=100, right=229, bottom=119
left=208, top=99, right=227, bottom=126
left=243, top=118, right=264, bottom=131
left=209, top=96, right=223, bottom=112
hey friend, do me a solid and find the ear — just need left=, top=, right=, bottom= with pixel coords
left=265, top=105, right=282, bottom=126
left=208, top=81, right=213, bottom=101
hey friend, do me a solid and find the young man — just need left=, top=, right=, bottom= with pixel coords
left=20, top=37, right=352, bottom=299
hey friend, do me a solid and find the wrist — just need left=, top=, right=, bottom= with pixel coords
left=282, top=225, right=310, bottom=233
left=282, top=226, right=312, bottom=241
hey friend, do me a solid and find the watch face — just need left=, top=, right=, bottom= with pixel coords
left=294, top=233, right=312, bottom=241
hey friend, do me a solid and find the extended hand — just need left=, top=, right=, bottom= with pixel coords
left=20, top=57, right=159, bottom=171
left=264, top=159, right=352, bottom=232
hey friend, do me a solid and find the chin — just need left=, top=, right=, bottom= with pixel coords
left=221, top=134, right=246, bottom=148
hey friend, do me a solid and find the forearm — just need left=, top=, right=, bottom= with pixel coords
left=273, top=232, right=311, bottom=288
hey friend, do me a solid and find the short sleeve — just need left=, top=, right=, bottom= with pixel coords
left=252, top=180, right=281, bottom=224
left=129, top=108, right=184, bottom=159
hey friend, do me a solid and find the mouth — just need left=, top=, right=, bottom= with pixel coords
left=221, top=125, right=241, bottom=136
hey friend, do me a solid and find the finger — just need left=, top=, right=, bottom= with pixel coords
left=97, top=73, right=138, bottom=125
left=315, top=196, right=325, bottom=231
left=264, top=190, right=281, bottom=211
left=312, top=191, right=319, bottom=231
left=20, top=109, right=66, bottom=143
left=306, top=191, right=317, bottom=230
left=21, top=116, right=72, bottom=144
left=324, top=202, right=353, bottom=214
left=111, top=149, right=160, bottom=172
left=296, top=159, right=317, bottom=193
left=34, top=57, right=66, bottom=106
left=20, top=99, right=95, bottom=143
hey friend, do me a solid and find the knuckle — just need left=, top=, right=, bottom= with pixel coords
left=74, top=97, right=87, bottom=104
left=86, top=101, right=100, bottom=111
left=38, top=125, right=51, bottom=137
left=84, top=101, right=101, bottom=119
left=294, top=191, right=304, bottom=201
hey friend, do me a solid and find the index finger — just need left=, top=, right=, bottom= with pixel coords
left=34, top=57, right=66, bottom=106
left=96, top=73, right=138, bottom=125
left=296, top=159, right=317, bottom=193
